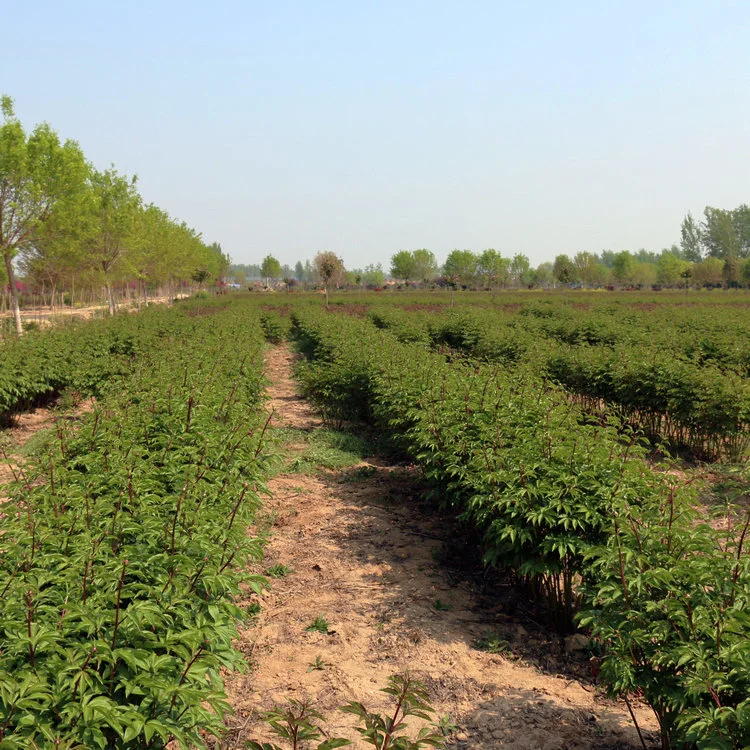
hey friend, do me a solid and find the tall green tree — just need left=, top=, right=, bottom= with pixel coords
left=692, top=257, right=724, bottom=287
left=510, top=253, right=532, bottom=287
left=0, top=95, right=88, bottom=332
left=553, top=254, right=576, bottom=285
left=723, top=256, right=741, bottom=287
left=85, top=167, right=142, bottom=315
left=443, top=249, right=477, bottom=288
left=533, top=262, right=555, bottom=288
left=612, top=251, right=636, bottom=285
left=390, top=250, right=416, bottom=281
left=411, top=249, right=437, bottom=282
left=701, top=207, right=740, bottom=259
left=573, top=252, right=601, bottom=287
left=680, top=212, right=703, bottom=262
left=477, top=249, right=510, bottom=288
left=731, top=204, right=750, bottom=257
left=361, top=263, right=385, bottom=287
left=261, top=254, right=282, bottom=284
left=207, top=242, right=230, bottom=279
left=20, top=182, right=93, bottom=308
left=656, top=251, right=690, bottom=287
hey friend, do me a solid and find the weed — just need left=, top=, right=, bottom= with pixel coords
left=266, top=564, right=293, bottom=578
left=307, top=655, right=328, bottom=672
left=248, top=672, right=447, bottom=749
left=473, top=631, right=509, bottom=654
left=305, top=615, right=330, bottom=634
left=432, top=599, right=453, bottom=612
left=437, top=714, right=458, bottom=737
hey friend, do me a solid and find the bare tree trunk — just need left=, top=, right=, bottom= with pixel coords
left=4, top=253, right=23, bottom=335
left=105, top=279, right=116, bottom=316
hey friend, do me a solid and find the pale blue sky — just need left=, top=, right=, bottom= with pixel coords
left=3, top=1, right=749, bottom=269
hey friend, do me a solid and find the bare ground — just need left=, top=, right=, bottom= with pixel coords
left=223, top=345, right=660, bottom=749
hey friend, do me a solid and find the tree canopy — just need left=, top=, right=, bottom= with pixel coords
left=1, top=95, right=228, bottom=332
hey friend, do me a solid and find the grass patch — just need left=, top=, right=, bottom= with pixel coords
left=284, top=427, right=371, bottom=474
left=18, top=426, right=57, bottom=458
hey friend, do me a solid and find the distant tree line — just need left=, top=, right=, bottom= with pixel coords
left=238, top=206, right=750, bottom=293
left=1, top=96, right=228, bottom=334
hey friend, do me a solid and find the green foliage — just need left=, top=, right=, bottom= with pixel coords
left=341, top=674, right=446, bottom=749
left=305, top=616, right=330, bottom=634
left=580, top=492, right=750, bottom=748
left=248, top=674, right=446, bottom=750
left=0, top=299, right=271, bottom=748
left=246, top=699, right=351, bottom=750
left=285, top=427, right=370, bottom=473
left=473, top=632, right=509, bottom=654
left=261, top=255, right=283, bottom=281
left=307, top=656, right=328, bottom=672
left=288, top=299, right=750, bottom=748
left=265, top=564, right=293, bottom=578
left=260, top=311, right=292, bottom=343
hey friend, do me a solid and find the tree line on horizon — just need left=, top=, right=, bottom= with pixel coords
left=0, top=96, right=228, bottom=335
left=234, top=207, right=750, bottom=292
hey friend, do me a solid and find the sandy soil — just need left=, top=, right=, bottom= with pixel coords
left=223, top=345, right=660, bottom=749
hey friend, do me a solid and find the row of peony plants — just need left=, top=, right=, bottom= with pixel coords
left=292, top=306, right=749, bottom=749
left=0, top=298, right=271, bottom=748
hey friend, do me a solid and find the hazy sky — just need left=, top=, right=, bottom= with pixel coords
left=3, top=1, right=749, bottom=269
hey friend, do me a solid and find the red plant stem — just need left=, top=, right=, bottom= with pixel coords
left=382, top=680, right=408, bottom=749
left=111, top=559, right=129, bottom=650
left=89, top=411, right=100, bottom=450
left=170, top=643, right=206, bottom=711
left=185, top=395, right=194, bottom=432
left=82, top=561, right=89, bottom=604
left=624, top=694, right=648, bottom=750
left=219, top=487, right=247, bottom=568
left=187, top=557, right=209, bottom=595
left=218, top=550, right=237, bottom=575
left=25, top=590, right=35, bottom=667
left=0, top=565, right=19, bottom=599
left=253, top=411, right=274, bottom=459
left=613, top=518, right=631, bottom=608
left=170, top=482, right=188, bottom=556
left=72, top=646, right=98, bottom=700
left=730, top=508, right=750, bottom=605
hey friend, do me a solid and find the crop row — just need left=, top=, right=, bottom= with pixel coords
left=292, top=306, right=750, bottom=749
left=0, top=299, right=270, bottom=748
left=367, top=306, right=749, bottom=461
left=0, top=310, right=196, bottom=426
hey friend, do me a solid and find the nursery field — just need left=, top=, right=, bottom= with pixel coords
left=0, top=289, right=748, bottom=749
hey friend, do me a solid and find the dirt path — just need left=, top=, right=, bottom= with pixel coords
left=225, top=345, right=660, bottom=749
